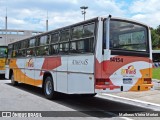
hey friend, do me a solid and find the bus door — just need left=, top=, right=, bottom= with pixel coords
left=56, top=56, right=68, bottom=93
left=67, top=55, right=95, bottom=94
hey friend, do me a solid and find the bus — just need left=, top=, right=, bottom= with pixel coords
left=5, top=15, right=153, bottom=99
left=0, top=46, right=7, bottom=77
left=152, top=50, right=160, bottom=67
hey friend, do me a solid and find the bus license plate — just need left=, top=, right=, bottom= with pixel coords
left=123, top=78, right=133, bottom=84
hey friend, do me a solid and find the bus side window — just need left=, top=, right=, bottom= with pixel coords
left=59, top=29, right=70, bottom=54
left=70, top=23, right=95, bottom=54
left=36, top=46, right=49, bottom=56
left=12, top=51, right=16, bottom=57
left=50, top=44, right=59, bottom=55
left=26, top=48, right=35, bottom=57
left=59, top=43, right=69, bottom=53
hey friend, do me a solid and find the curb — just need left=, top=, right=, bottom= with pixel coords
left=97, top=94, right=160, bottom=111
left=152, top=79, right=160, bottom=90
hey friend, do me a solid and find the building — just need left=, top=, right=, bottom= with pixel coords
left=0, top=29, right=43, bottom=46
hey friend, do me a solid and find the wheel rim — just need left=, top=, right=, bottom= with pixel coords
left=46, top=80, right=52, bottom=95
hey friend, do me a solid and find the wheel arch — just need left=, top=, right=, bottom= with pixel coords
left=42, top=71, right=53, bottom=89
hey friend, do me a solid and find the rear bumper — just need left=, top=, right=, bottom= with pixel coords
left=129, top=84, right=153, bottom=91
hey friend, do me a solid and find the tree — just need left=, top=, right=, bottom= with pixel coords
left=156, top=25, right=160, bottom=35
left=151, top=25, right=160, bottom=50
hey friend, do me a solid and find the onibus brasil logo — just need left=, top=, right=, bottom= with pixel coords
left=121, top=65, right=136, bottom=75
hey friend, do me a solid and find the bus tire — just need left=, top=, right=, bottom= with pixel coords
left=44, top=76, right=57, bottom=99
left=11, top=73, right=18, bottom=86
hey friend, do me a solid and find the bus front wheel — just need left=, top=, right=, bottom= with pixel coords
left=11, top=73, right=18, bottom=86
left=44, top=76, right=57, bottom=99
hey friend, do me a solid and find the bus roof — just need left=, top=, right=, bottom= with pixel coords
left=8, top=17, right=99, bottom=44
left=8, top=15, right=150, bottom=45
left=106, top=16, right=150, bottom=28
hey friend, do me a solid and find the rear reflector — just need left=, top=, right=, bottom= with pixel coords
left=143, top=78, right=152, bottom=84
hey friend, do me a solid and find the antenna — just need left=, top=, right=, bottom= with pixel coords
left=5, top=7, right=7, bottom=30
left=5, top=7, right=8, bottom=45
left=46, top=11, right=48, bottom=31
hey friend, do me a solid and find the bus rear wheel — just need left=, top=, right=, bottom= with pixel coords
left=44, top=76, right=57, bottom=99
left=11, top=73, right=18, bottom=86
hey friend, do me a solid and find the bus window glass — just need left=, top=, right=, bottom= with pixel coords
left=14, top=43, right=20, bottom=50
left=72, top=26, right=83, bottom=40
left=60, top=30, right=70, bottom=42
left=29, top=38, right=36, bottom=47
left=70, top=42, right=77, bottom=53
left=50, top=44, right=59, bottom=54
left=39, top=35, right=49, bottom=45
left=109, top=20, right=148, bottom=52
left=51, top=33, right=59, bottom=43
left=21, top=40, right=27, bottom=49
left=83, top=23, right=95, bottom=37
left=26, top=48, right=35, bottom=57
left=59, top=43, right=69, bottom=53
left=16, top=50, right=26, bottom=57
left=36, top=46, right=49, bottom=56
left=70, top=38, right=94, bottom=53
left=0, top=47, right=7, bottom=58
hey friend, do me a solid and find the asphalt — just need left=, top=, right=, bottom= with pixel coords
left=100, top=79, right=160, bottom=111
left=1, top=79, right=156, bottom=120
left=1, top=78, right=160, bottom=112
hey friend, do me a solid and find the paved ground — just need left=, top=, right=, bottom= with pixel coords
left=108, top=90, right=160, bottom=105
left=0, top=79, right=160, bottom=120
left=107, top=79, right=160, bottom=105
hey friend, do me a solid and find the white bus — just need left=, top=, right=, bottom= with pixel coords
left=5, top=15, right=153, bottom=99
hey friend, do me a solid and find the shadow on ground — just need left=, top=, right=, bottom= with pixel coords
left=0, top=75, right=6, bottom=80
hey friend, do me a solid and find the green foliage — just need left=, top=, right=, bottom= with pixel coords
left=153, top=67, right=160, bottom=80
left=151, top=26, right=160, bottom=50
left=156, top=25, right=160, bottom=35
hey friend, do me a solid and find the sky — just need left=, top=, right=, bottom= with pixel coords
left=0, top=0, right=160, bottom=32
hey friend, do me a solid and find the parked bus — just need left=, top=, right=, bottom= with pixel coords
left=5, top=16, right=153, bottom=99
left=152, top=50, right=160, bottom=67
left=0, top=46, right=7, bottom=77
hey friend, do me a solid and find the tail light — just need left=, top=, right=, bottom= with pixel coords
left=143, top=78, right=152, bottom=84
left=96, top=79, right=110, bottom=85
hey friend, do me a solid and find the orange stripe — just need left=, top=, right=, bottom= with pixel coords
left=129, top=68, right=153, bottom=91
left=10, top=59, right=42, bottom=86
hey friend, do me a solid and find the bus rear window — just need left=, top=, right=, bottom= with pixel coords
left=104, top=19, right=149, bottom=52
